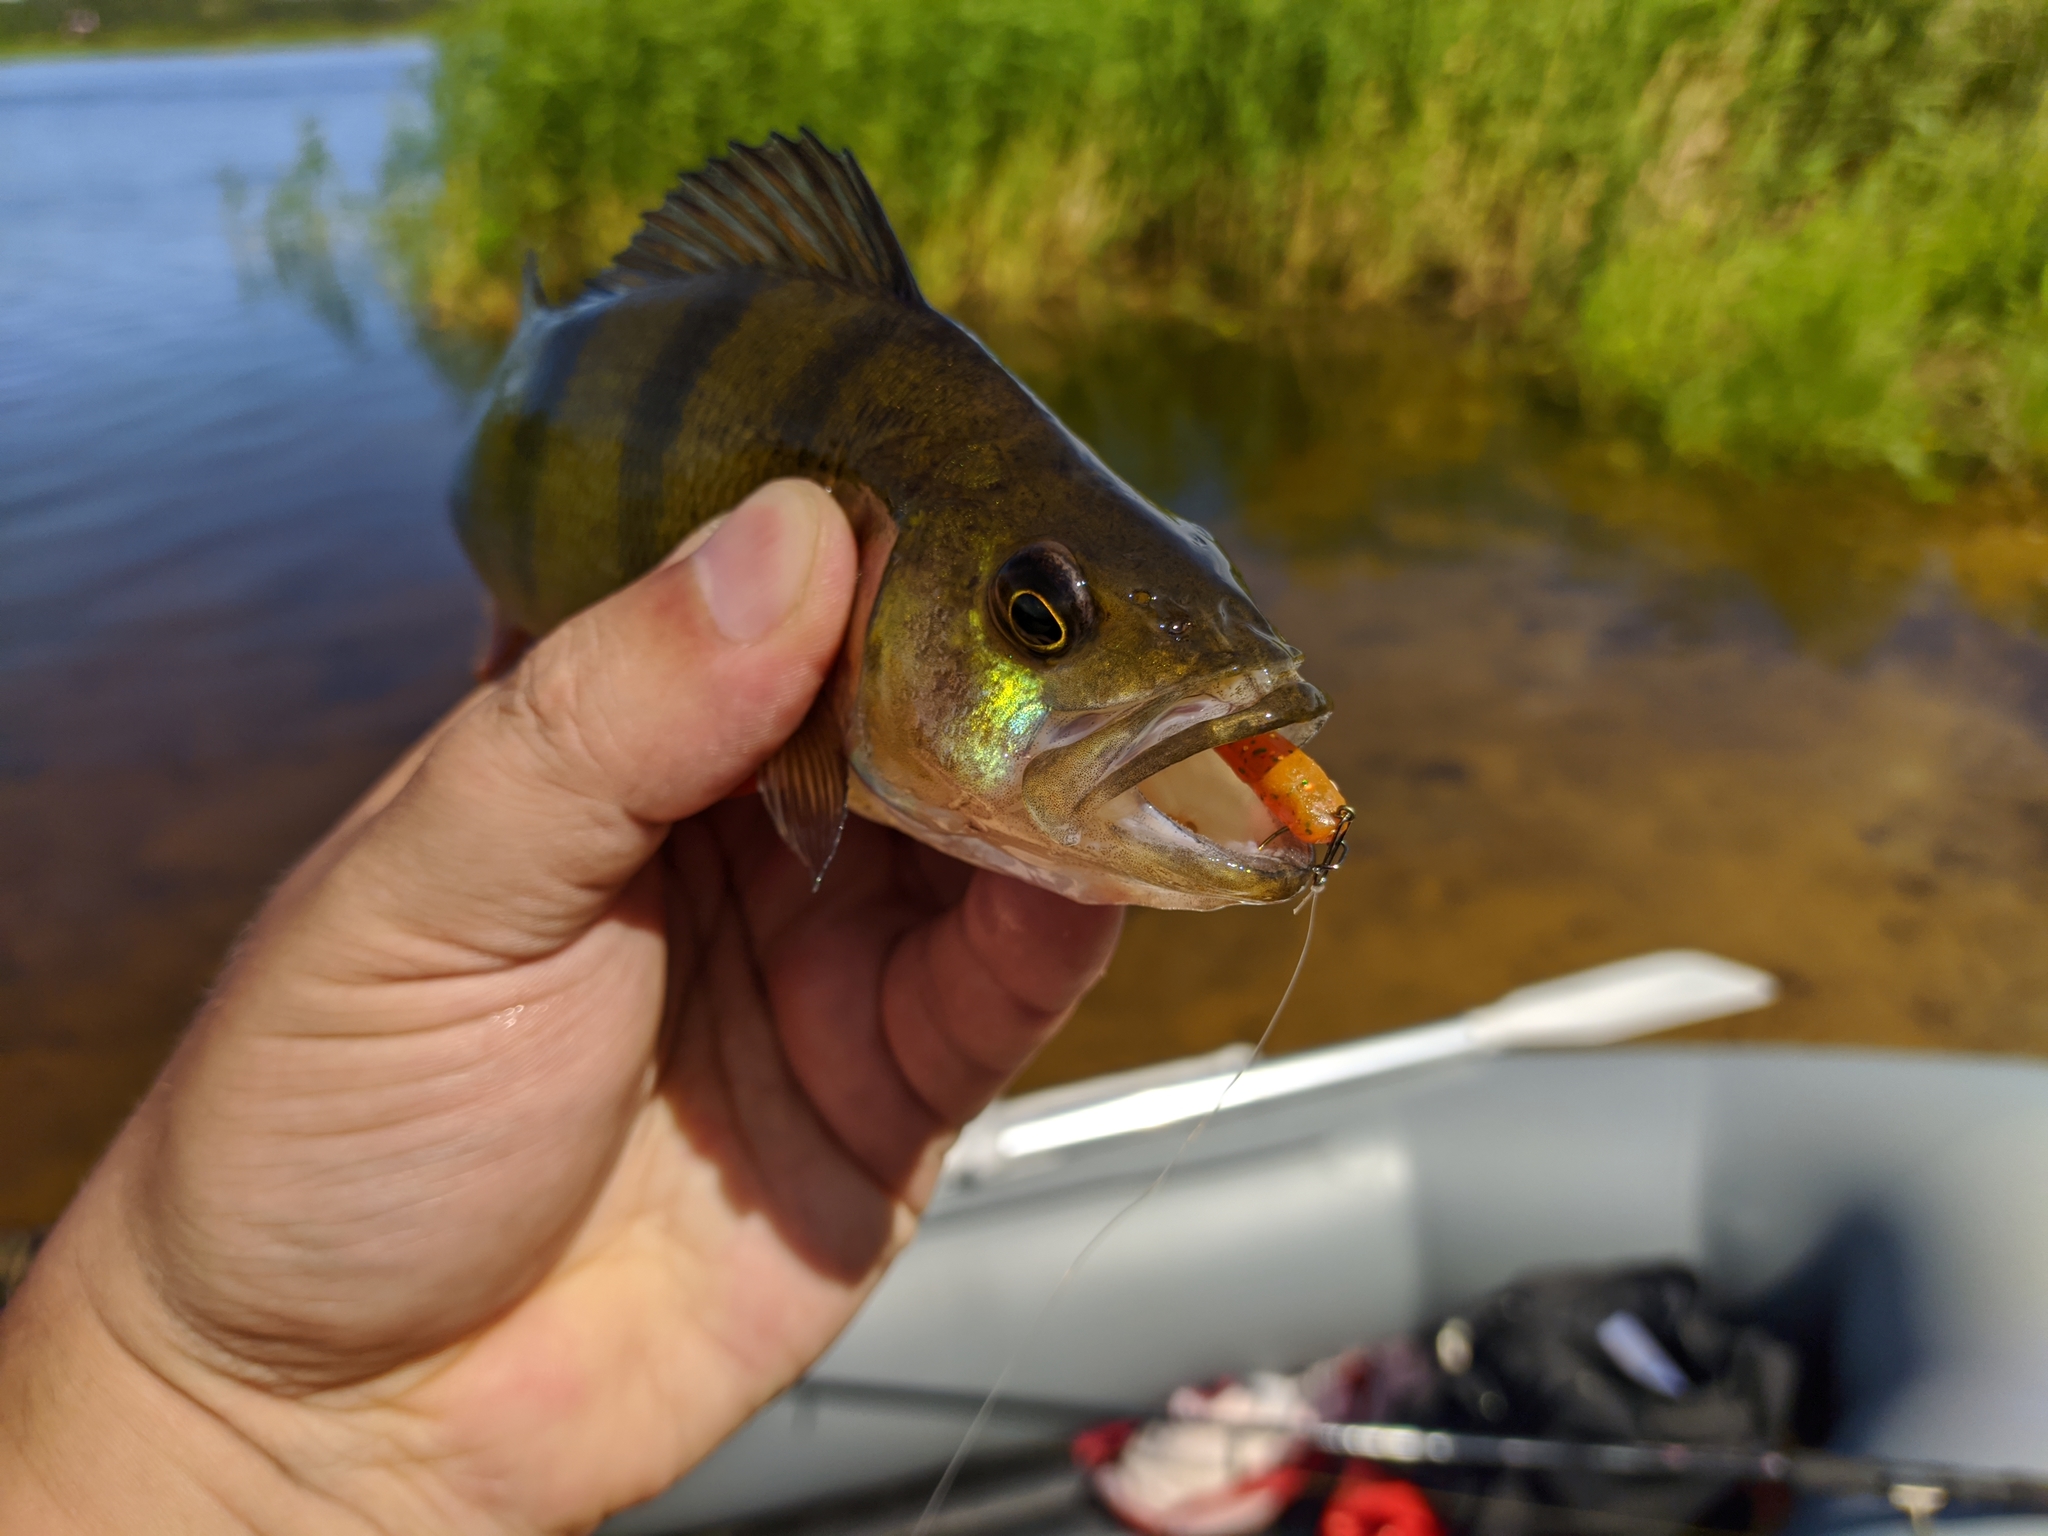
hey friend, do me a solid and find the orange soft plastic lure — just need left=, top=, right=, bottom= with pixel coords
left=1214, top=732, right=1348, bottom=845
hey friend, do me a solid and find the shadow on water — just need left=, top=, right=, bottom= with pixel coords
left=3, top=44, right=2048, bottom=1224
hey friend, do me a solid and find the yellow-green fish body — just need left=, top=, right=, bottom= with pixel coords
left=456, top=133, right=1336, bottom=909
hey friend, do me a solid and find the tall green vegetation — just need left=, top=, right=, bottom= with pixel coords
left=394, top=0, right=2048, bottom=486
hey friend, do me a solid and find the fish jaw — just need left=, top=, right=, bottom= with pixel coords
left=841, top=773, right=1233, bottom=908
left=1025, top=675, right=1333, bottom=906
left=843, top=670, right=1332, bottom=909
left=842, top=769, right=1301, bottom=911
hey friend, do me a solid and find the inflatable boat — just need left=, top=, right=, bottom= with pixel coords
left=604, top=953, right=2048, bottom=1536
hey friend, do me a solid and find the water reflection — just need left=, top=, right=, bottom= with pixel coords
left=221, top=120, right=368, bottom=348
left=0, top=43, right=476, bottom=1224
left=931, top=312, right=2048, bottom=1089
left=1001, top=312, right=2048, bottom=656
left=2, top=44, right=2046, bottom=1228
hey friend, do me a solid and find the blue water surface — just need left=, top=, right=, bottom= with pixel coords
left=0, top=44, right=478, bottom=1123
left=0, top=40, right=474, bottom=772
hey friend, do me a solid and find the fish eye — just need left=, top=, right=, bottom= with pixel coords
left=991, top=542, right=1091, bottom=660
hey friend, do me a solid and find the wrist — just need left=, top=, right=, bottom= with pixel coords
left=0, top=1228, right=270, bottom=1534
left=0, top=1180, right=475, bottom=1536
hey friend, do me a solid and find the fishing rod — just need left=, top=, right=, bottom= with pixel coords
left=1195, top=1414, right=2048, bottom=1532
left=797, top=1378, right=2048, bottom=1520
left=1303, top=1417, right=2048, bottom=1503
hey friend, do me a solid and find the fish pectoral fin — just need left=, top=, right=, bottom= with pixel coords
left=759, top=697, right=850, bottom=890
left=476, top=606, right=534, bottom=682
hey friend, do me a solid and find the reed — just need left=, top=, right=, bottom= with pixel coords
left=389, top=0, right=2048, bottom=485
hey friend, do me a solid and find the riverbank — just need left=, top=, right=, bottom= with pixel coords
left=393, top=0, right=2048, bottom=491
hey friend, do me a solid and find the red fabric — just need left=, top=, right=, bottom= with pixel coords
left=1319, top=1463, right=1443, bottom=1536
left=1072, top=1420, right=1139, bottom=1471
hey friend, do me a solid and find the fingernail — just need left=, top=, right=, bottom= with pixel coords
left=688, top=484, right=822, bottom=643
left=658, top=512, right=728, bottom=570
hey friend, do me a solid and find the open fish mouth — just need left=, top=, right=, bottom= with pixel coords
left=1081, top=678, right=1332, bottom=879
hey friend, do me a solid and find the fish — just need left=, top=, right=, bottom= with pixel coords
left=452, top=130, right=1348, bottom=910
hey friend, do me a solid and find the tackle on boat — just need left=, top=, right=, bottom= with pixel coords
left=452, top=131, right=1350, bottom=909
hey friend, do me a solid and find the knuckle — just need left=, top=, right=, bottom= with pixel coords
left=497, top=626, right=613, bottom=799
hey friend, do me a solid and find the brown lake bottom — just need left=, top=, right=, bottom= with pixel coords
left=1028, top=541, right=2048, bottom=1090
left=8, top=525, right=2046, bottom=1225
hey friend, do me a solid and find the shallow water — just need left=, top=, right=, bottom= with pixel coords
left=3, top=45, right=2046, bottom=1225
left=991, top=317, right=2048, bottom=1088
left=0, top=43, right=477, bottom=1220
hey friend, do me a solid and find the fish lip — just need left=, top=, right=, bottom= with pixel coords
left=1083, top=677, right=1331, bottom=809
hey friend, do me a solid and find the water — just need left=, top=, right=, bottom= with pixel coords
left=996, top=318, right=2048, bottom=1090
left=3, top=44, right=2047, bottom=1227
left=0, top=43, right=477, bottom=1220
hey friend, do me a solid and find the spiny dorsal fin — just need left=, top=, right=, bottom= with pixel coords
left=595, top=130, right=923, bottom=306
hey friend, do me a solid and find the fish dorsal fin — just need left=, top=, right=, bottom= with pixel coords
left=596, top=130, right=923, bottom=306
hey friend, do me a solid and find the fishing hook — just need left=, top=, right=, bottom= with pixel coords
left=1308, top=805, right=1355, bottom=891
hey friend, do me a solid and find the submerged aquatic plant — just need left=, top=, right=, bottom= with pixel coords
left=222, top=121, right=368, bottom=350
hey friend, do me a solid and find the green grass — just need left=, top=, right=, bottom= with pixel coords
left=388, top=0, right=2048, bottom=487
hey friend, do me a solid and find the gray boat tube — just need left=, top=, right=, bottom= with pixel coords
left=605, top=954, right=2048, bottom=1536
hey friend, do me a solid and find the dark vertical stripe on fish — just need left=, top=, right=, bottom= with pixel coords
left=616, top=272, right=768, bottom=576
left=768, top=303, right=904, bottom=463
left=505, top=304, right=604, bottom=599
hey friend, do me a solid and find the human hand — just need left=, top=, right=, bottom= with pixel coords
left=0, top=480, right=1123, bottom=1535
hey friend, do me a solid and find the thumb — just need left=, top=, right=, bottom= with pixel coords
left=300, top=478, right=857, bottom=974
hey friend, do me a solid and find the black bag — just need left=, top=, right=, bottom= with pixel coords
left=1356, top=1263, right=1801, bottom=1535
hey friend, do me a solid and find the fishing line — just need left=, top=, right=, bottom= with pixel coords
left=910, top=885, right=1327, bottom=1536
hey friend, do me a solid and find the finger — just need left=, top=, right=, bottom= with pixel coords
left=748, top=821, right=960, bottom=1189
left=883, top=874, right=1124, bottom=1126
left=296, top=479, right=857, bottom=975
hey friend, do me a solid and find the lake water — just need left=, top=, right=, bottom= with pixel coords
left=4, top=42, right=2047, bottom=1227
left=0, top=42, right=476, bottom=1220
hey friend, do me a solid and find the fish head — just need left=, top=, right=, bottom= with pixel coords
left=846, top=458, right=1334, bottom=910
